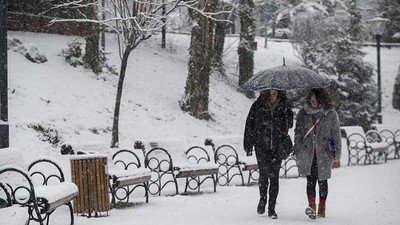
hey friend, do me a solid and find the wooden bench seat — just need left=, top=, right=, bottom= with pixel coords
left=175, top=163, right=219, bottom=178
left=109, top=168, right=151, bottom=189
left=238, top=156, right=258, bottom=171
left=34, top=182, right=78, bottom=212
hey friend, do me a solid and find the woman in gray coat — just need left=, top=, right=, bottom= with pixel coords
left=294, top=88, right=341, bottom=219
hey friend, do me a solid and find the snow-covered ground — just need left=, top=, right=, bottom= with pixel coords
left=68, top=159, right=399, bottom=225
left=3, top=31, right=400, bottom=225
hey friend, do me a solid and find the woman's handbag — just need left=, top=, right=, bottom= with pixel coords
left=329, top=138, right=340, bottom=168
left=280, top=134, right=293, bottom=159
left=278, top=117, right=293, bottom=160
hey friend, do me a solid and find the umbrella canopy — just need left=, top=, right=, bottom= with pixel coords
left=242, top=65, right=331, bottom=91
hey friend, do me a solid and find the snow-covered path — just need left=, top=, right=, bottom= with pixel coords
left=56, top=160, right=400, bottom=225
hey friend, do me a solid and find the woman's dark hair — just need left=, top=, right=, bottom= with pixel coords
left=260, top=90, right=287, bottom=104
left=307, top=88, right=332, bottom=109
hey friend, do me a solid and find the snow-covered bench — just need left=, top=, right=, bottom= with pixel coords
left=204, top=136, right=259, bottom=186
left=134, top=139, right=218, bottom=195
left=205, top=135, right=298, bottom=186
left=0, top=152, right=78, bottom=225
left=371, top=124, right=400, bottom=160
left=342, top=126, right=389, bottom=165
left=109, top=149, right=151, bottom=205
left=0, top=181, right=29, bottom=225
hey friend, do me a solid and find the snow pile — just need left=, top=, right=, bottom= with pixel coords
left=0, top=206, right=28, bottom=225
left=62, top=141, right=110, bottom=155
left=0, top=147, right=28, bottom=169
left=8, top=38, right=47, bottom=64
left=0, top=149, right=30, bottom=189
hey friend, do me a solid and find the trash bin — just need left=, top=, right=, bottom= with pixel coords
left=70, top=154, right=110, bottom=217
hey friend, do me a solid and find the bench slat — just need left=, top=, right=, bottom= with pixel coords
left=48, top=192, right=78, bottom=212
left=243, top=164, right=258, bottom=171
left=176, top=168, right=218, bottom=178
left=114, top=175, right=151, bottom=189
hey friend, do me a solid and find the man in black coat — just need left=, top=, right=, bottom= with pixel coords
left=244, top=89, right=293, bottom=219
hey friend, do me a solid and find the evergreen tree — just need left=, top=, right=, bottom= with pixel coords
left=378, top=0, right=400, bottom=43
left=180, top=0, right=217, bottom=120
left=238, top=0, right=255, bottom=98
left=291, top=0, right=377, bottom=129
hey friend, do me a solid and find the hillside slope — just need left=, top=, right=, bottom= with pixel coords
left=7, top=31, right=400, bottom=159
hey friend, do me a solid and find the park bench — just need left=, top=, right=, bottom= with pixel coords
left=204, top=135, right=299, bottom=186
left=134, top=139, right=218, bottom=195
left=109, top=149, right=151, bottom=205
left=204, top=137, right=257, bottom=186
left=341, top=126, right=389, bottom=165
left=0, top=148, right=78, bottom=225
left=371, top=125, right=400, bottom=160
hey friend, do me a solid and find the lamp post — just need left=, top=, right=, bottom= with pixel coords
left=0, top=0, right=9, bottom=149
left=366, top=17, right=390, bottom=124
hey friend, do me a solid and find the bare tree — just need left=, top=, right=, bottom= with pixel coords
left=256, top=0, right=294, bottom=38
left=50, top=0, right=230, bottom=147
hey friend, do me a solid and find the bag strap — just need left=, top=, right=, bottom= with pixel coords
left=303, top=118, right=320, bottom=141
left=302, top=110, right=331, bottom=141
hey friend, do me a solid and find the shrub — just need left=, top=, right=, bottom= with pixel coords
left=61, top=39, right=84, bottom=67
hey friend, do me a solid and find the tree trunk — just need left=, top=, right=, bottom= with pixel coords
left=83, top=2, right=101, bottom=74
left=84, top=28, right=101, bottom=74
left=393, top=64, right=400, bottom=110
left=212, top=20, right=227, bottom=77
left=161, top=0, right=166, bottom=48
left=101, top=0, right=105, bottom=51
left=238, top=0, right=255, bottom=98
left=111, top=49, right=131, bottom=148
left=272, top=16, right=277, bottom=38
left=180, top=0, right=216, bottom=119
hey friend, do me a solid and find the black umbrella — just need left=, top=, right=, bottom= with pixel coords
left=242, top=61, right=331, bottom=91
